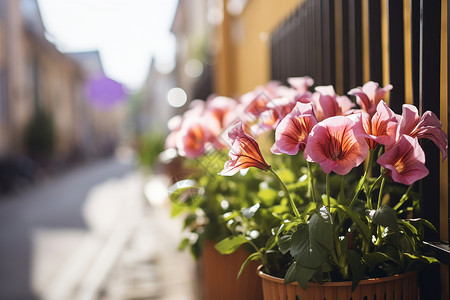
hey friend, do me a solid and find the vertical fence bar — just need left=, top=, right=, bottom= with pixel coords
left=313, top=0, right=323, bottom=84
left=387, top=0, right=406, bottom=113
left=293, top=9, right=302, bottom=79
left=420, top=0, right=442, bottom=243
left=341, top=0, right=350, bottom=93
left=447, top=0, right=450, bottom=254
left=322, top=0, right=335, bottom=86
left=348, top=0, right=363, bottom=89
left=306, top=0, right=314, bottom=77
left=411, top=0, right=421, bottom=107
left=368, top=0, right=383, bottom=83
left=334, top=0, right=344, bottom=94
left=418, top=0, right=442, bottom=298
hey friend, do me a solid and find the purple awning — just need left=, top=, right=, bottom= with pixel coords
left=84, top=74, right=127, bottom=109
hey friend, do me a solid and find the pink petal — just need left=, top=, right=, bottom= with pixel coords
left=397, top=104, right=421, bottom=138
left=271, top=103, right=317, bottom=155
left=304, top=116, right=368, bottom=175
left=219, top=123, right=270, bottom=176
left=176, top=120, right=206, bottom=158
left=397, top=105, right=448, bottom=160
left=377, top=135, right=428, bottom=185
left=348, top=81, right=392, bottom=116
left=287, top=76, right=314, bottom=94
left=369, top=101, right=399, bottom=147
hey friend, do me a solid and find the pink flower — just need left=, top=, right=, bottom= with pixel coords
left=251, top=97, right=293, bottom=135
left=165, top=115, right=183, bottom=149
left=204, top=96, right=238, bottom=131
left=219, top=123, right=270, bottom=176
left=377, top=135, right=429, bottom=185
left=304, top=116, right=368, bottom=175
left=348, top=81, right=393, bottom=116
left=252, top=96, right=301, bottom=134
left=312, top=86, right=355, bottom=121
left=203, top=96, right=238, bottom=148
left=397, top=104, right=448, bottom=161
left=360, top=101, right=399, bottom=149
left=239, top=89, right=272, bottom=117
left=271, top=102, right=317, bottom=155
left=287, top=76, right=314, bottom=94
left=176, top=119, right=209, bottom=159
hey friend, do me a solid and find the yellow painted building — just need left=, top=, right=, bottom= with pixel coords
left=213, top=0, right=303, bottom=97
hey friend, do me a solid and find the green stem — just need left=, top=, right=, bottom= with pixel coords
left=349, top=150, right=375, bottom=208
left=307, top=161, right=317, bottom=203
left=325, top=173, right=331, bottom=209
left=248, top=240, right=260, bottom=253
left=338, top=175, right=345, bottom=204
left=377, top=177, right=386, bottom=209
left=268, top=167, right=300, bottom=218
left=393, top=184, right=414, bottom=211
left=374, top=176, right=387, bottom=247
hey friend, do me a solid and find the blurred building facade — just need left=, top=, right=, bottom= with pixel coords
left=138, top=58, right=175, bottom=134
left=0, top=0, right=128, bottom=172
left=0, top=0, right=84, bottom=160
left=170, top=0, right=212, bottom=103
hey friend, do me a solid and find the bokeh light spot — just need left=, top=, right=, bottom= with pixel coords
left=167, top=87, right=187, bottom=107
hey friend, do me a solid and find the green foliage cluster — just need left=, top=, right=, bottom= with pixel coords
left=214, top=150, right=438, bottom=290
left=168, top=138, right=437, bottom=291
left=23, top=108, right=56, bottom=161
left=137, top=131, right=165, bottom=168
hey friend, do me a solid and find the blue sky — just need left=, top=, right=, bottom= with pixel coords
left=37, top=0, right=178, bottom=91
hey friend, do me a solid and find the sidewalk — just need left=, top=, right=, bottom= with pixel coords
left=81, top=175, right=199, bottom=300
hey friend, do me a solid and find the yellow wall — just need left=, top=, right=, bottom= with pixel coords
left=215, top=0, right=304, bottom=97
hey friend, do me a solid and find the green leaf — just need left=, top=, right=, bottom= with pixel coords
left=363, top=252, right=392, bottom=271
left=290, top=226, right=327, bottom=269
left=168, top=181, right=202, bottom=207
left=309, top=211, right=333, bottom=252
left=178, top=237, right=190, bottom=251
left=371, top=206, right=399, bottom=232
left=336, top=204, right=371, bottom=242
left=214, top=235, right=248, bottom=255
left=277, top=168, right=296, bottom=184
left=242, top=203, right=260, bottom=219
left=183, top=214, right=197, bottom=229
left=170, top=203, right=187, bottom=217
left=300, top=201, right=317, bottom=220
left=403, top=253, right=439, bottom=271
left=265, top=235, right=278, bottom=251
left=295, top=264, right=316, bottom=290
left=257, top=188, right=278, bottom=206
left=237, top=252, right=262, bottom=278
left=278, top=235, right=292, bottom=255
left=346, top=250, right=365, bottom=291
left=284, top=262, right=297, bottom=284
left=410, top=218, right=437, bottom=232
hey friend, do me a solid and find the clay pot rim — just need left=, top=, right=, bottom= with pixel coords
left=257, top=265, right=417, bottom=287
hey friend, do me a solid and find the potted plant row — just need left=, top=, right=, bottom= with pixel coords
left=165, top=77, right=447, bottom=299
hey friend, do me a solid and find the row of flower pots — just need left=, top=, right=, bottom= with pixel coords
left=199, top=240, right=418, bottom=300
left=163, top=77, right=447, bottom=299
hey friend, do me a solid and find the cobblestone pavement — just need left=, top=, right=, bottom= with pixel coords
left=95, top=176, right=199, bottom=300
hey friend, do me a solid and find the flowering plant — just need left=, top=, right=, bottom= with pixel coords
left=212, top=78, right=447, bottom=289
left=165, top=77, right=447, bottom=290
left=165, top=96, right=271, bottom=258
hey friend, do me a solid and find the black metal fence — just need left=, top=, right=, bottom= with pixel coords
left=270, top=0, right=449, bottom=298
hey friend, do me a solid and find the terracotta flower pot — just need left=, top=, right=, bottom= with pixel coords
left=200, top=240, right=263, bottom=300
left=257, top=265, right=419, bottom=300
